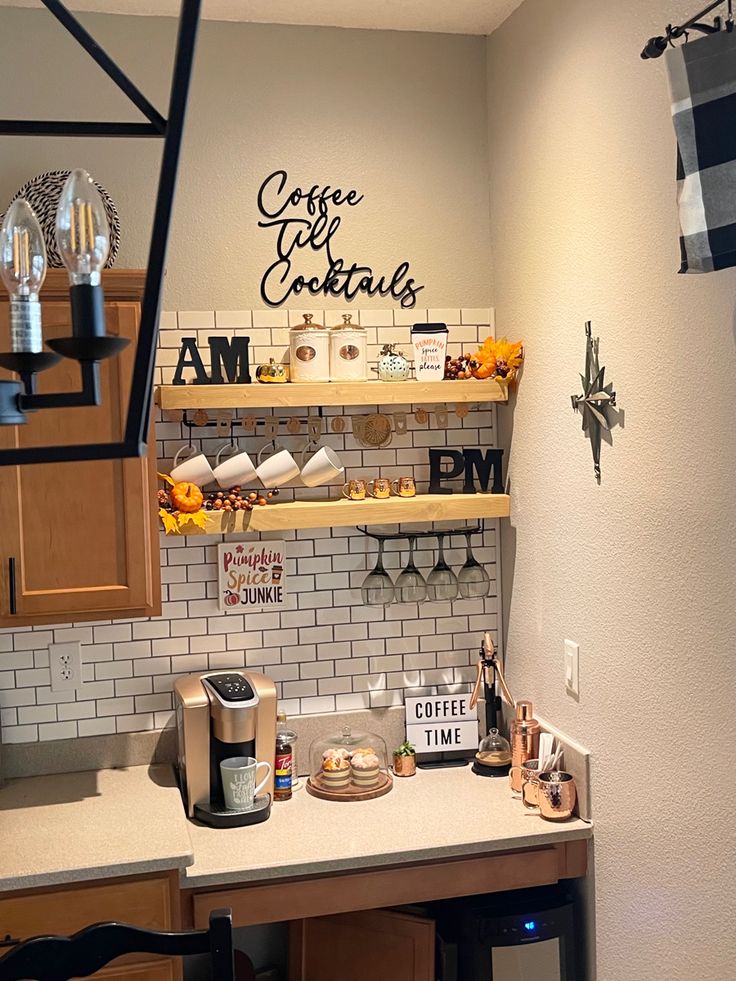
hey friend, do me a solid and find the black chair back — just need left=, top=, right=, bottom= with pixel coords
left=0, top=907, right=235, bottom=981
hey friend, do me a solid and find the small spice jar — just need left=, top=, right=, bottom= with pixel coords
left=329, top=314, right=368, bottom=382
left=289, top=314, right=330, bottom=383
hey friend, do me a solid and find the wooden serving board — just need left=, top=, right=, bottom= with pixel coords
left=306, top=771, right=393, bottom=802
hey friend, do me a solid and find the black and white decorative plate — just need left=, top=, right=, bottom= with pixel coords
left=3, top=170, right=120, bottom=268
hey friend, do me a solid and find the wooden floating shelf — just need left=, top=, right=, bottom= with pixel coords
left=166, top=493, right=511, bottom=535
left=156, top=379, right=507, bottom=411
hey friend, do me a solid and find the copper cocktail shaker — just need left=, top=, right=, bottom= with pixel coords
left=509, top=700, right=540, bottom=792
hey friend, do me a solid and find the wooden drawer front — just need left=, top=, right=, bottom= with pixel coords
left=0, top=876, right=173, bottom=944
left=193, top=847, right=568, bottom=928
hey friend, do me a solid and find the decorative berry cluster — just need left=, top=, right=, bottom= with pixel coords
left=444, top=354, right=474, bottom=380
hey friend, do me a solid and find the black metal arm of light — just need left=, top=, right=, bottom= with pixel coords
left=641, top=0, right=730, bottom=59
left=0, top=0, right=201, bottom=464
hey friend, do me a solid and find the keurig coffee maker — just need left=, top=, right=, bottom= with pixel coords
left=174, top=670, right=277, bottom=828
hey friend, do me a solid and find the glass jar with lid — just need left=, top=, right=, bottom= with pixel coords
left=289, top=313, right=330, bottom=383
left=306, top=725, right=392, bottom=799
left=329, top=314, right=368, bottom=382
left=473, top=727, right=512, bottom=778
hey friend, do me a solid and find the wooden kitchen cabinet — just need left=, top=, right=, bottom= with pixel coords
left=289, top=909, right=435, bottom=981
left=0, top=270, right=160, bottom=626
left=0, top=873, right=180, bottom=979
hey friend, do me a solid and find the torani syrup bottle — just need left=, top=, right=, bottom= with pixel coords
left=274, top=710, right=293, bottom=801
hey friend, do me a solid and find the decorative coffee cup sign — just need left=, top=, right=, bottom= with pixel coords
left=404, top=694, right=478, bottom=755
left=218, top=541, right=287, bottom=611
left=411, top=323, right=448, bottom=380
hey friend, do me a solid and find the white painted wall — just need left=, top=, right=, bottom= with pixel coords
left=487, top=1, right=736, bottom=979
left=0, top=8, right=492, bottom=310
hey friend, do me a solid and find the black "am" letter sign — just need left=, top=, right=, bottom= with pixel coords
left=172, top=336, right=252, bottom=385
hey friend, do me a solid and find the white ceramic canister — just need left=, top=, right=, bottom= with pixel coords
left=329, top=314, right=368, bottom=382
left=410, top=323, right=449, bottom=381
left=289, top=314, right=331, bottom=383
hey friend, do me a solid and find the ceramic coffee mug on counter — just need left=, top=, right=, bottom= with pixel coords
left=220, top=756, right=272, bottom=811
left=535, top=771, right=577, bottom=821
left=170, top=445, right=215, bottom=487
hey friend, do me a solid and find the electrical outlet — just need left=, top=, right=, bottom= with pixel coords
left=564, top=639, right=579, bottom=697
left=49, top=642, right=82, bottom=692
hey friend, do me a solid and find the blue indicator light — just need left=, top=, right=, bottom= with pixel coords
left=523, top=921, right=537, bottom=932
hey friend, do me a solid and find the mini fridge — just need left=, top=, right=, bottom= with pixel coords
left=432, top=885, right=581, bottom=981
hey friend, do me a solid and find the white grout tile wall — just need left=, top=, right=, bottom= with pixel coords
left=0, top=308, right=502, bottom=745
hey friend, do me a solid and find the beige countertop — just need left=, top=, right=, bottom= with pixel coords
left=183, top=766, right=592, bottom=889
left=0, top=764, right=592, bottom=894
left=0, top=765, right=193, bottom=892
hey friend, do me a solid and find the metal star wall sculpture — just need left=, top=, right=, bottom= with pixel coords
left=571, top=321, right=617, bottom=482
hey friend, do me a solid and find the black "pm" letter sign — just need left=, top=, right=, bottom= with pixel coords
left=428, top=448, right=504, bottom=495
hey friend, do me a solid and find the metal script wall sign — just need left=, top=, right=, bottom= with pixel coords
left=257, top=170, right=424, bottom=309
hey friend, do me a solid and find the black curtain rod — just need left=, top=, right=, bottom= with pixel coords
left=641, top=0, right=730, bottom=59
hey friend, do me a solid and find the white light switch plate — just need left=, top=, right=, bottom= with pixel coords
left=564, top=639, right=579, bottom=696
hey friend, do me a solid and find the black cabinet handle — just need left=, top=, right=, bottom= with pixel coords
left=8, top=557, right=16, bottom=615
left=0, top=934, right=21, bottom=949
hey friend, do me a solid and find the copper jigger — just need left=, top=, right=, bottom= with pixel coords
left=536, top=771, right=577, bottom=821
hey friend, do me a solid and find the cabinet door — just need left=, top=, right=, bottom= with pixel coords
left=0, top=299, right=160, bottom=625
left=289, top=909, right=435, bottom=981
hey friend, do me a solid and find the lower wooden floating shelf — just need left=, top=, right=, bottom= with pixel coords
left=165, top=493, right=511, bottom=535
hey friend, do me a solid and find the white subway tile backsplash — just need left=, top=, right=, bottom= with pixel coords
left=0, top=305, right=500, bottom=744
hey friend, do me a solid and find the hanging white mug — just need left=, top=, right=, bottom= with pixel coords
left=170, top=445, right=215, bottom=487
left=256, top=444, right=301, bottom=488
left=299, top=444, right=345, bottom=487
left=212, top=443, right=258, bottom=490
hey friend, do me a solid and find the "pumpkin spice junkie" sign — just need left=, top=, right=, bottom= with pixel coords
left=218, top=541, right=287, bottom=612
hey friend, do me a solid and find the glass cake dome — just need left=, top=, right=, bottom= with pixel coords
left=308, top=725, right=390, bottom=797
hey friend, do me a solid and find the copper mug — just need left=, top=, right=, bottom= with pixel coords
left=532, top=771, right=577, bottom=821
left=517, top=758, right=541, bottom=807
left=368, top=478, right=391, bottom=499
left=342, top=478, right=367, bottom=501
left=391, top=476, right=416, bottom=498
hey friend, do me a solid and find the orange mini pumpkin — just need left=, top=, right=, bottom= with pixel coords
left=170, top=482, right=203, bottom=513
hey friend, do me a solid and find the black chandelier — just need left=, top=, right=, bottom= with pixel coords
left=0, top=0, right=201, bottom=465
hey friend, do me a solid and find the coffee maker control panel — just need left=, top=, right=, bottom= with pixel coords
left=205, top=673, right=257, bottom=703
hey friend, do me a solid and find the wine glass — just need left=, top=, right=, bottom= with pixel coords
left=457, top=530, right=491, bottom=598
left=394, top=536, right=427, bottom=604
left=360, top=538, right=395, bottom=606
left=426, top=533, right=459, bottom=601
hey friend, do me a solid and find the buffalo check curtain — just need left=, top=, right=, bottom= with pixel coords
left=666, top=29, right=736, bottom=273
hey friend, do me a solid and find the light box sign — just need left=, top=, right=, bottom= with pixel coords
left=218, top=541, right=287, bottom=612
left=404, top=694, right=478, bottom=754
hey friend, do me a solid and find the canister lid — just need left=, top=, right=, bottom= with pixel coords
left=515, top=700, right=534, bottom=721
left=331, top=313, right=362, bottom=331
left=292, top=313, right=324, bottom=330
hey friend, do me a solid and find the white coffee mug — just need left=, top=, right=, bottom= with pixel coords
left=256, top=447, right=301, bottom=488
left=299, top=445, right=345, bottom=487
left=170, top=445, right=215, bottom=487
left=212, top=443, right=258, bottom=490
left=220, top=756, right=272, bottom=811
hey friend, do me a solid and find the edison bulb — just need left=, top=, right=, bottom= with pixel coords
left=0, top=198, right=47, bottom=353
left=55, top=169, right=110, bottom=286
